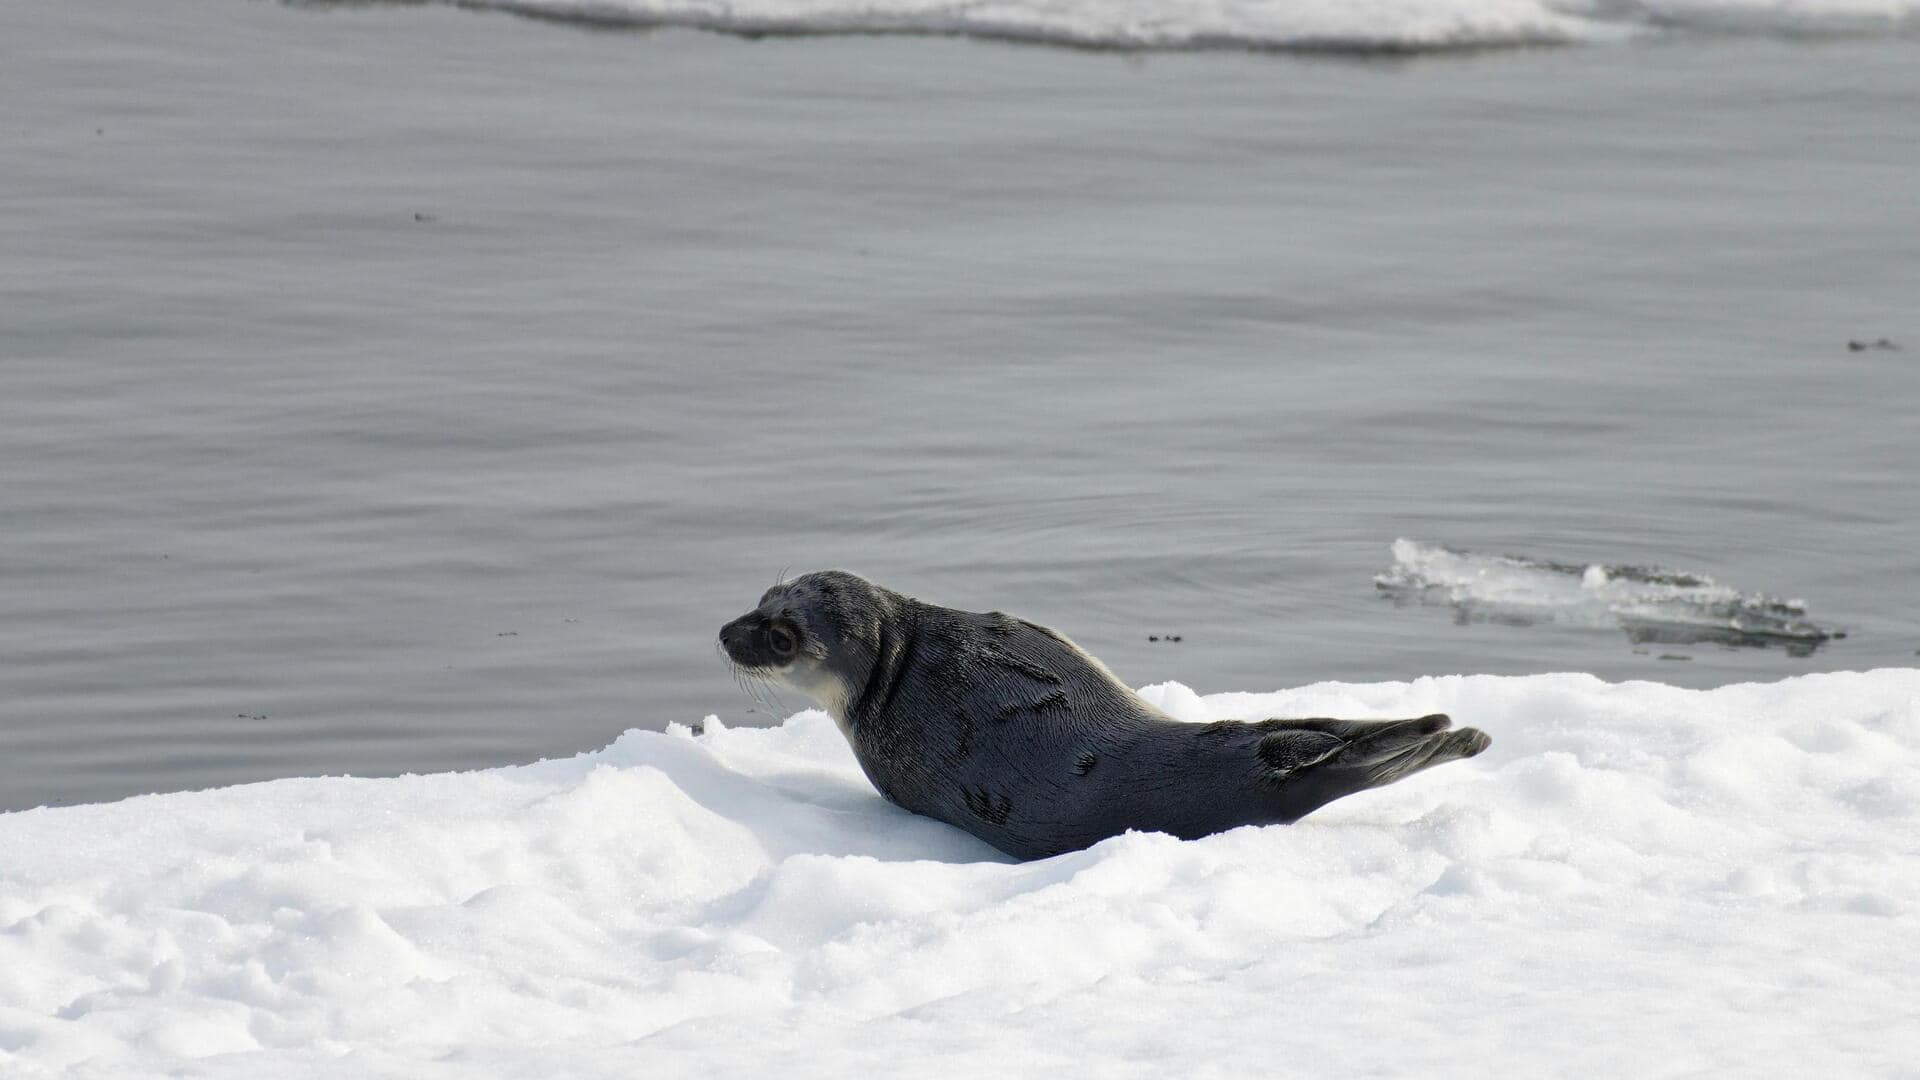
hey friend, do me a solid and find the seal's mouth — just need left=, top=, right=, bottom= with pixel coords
left=718, top=614, right=786, bottom=712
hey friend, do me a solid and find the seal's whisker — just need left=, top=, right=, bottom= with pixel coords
left=749, top=669, right=784, bottom=712
left=721, top=651, right=784, bottom=713
left=719, top=647, right=760, bottom=708
left=754, top=673, right=787, bottom=714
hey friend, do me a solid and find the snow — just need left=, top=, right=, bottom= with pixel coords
left=466, top=0, right=1920, bottom=50
left=4, top=670, right=1918, bottom=1077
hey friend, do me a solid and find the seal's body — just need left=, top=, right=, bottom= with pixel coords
left=720, top=571, right=1489, bottom=860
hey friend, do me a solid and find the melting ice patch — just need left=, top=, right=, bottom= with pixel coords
left=446, top=0, right=1920, bottom=50
left=2, top=673, right=1919, bottom=1076
left=1377, top=537, right=1843, bottom=653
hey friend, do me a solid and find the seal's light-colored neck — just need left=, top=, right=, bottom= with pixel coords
left=776, top=665, right=854, bottom=733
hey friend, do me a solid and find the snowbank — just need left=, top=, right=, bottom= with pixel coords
left=4, top=671, right=1917, bottom=1077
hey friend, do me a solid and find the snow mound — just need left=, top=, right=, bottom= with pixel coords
left=4, top=671, right=1918, bottom=1077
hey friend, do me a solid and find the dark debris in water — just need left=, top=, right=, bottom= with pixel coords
left=1847, top=338, right=1899, bottom=352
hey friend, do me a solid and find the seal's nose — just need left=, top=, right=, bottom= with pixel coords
left=718, top=617, right=752, bottom=661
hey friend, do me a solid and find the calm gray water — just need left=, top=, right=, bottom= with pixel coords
left=4, top=0, right=1917, bottom=810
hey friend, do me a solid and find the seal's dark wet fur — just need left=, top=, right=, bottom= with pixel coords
left=721, top=570, right=1490, bottom=860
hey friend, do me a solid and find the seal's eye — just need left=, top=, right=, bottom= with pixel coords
left=767, top=624, right=798, bottom=659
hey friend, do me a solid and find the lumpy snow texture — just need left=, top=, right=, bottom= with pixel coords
left=470, top=0, right=1920, bottom=48
left=4, top=671, right=1918, bottom=1077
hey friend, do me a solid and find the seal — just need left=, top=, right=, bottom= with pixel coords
left=719, top=571, right=1490, bottom=860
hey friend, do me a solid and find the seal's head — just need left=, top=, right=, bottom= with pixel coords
left=718, top=570, right=902, bottom=722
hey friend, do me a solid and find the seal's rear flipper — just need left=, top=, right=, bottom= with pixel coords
left=1255, top=713, right=1490, bottom=818
left=1344, top=714, right=1491, bottom=787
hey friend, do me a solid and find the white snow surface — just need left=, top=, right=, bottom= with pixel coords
left=4, top=670, right=1919, bottom=1077
left=470, top=0, right=1920, bottom=49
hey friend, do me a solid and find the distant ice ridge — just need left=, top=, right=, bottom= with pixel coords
left=1378, top=537, right=1843, bottom=653
left=4, top=671, right=1919, bottom=1077
left=458, top=0, right=1920, bottom=49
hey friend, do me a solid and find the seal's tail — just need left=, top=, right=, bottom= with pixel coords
left=1252, top=714, right=1490, bottom=820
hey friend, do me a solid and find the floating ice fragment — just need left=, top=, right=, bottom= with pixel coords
left=1376, top=538, right=1842, bottom=654
left=431, top=0, right=1920, bottom=52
